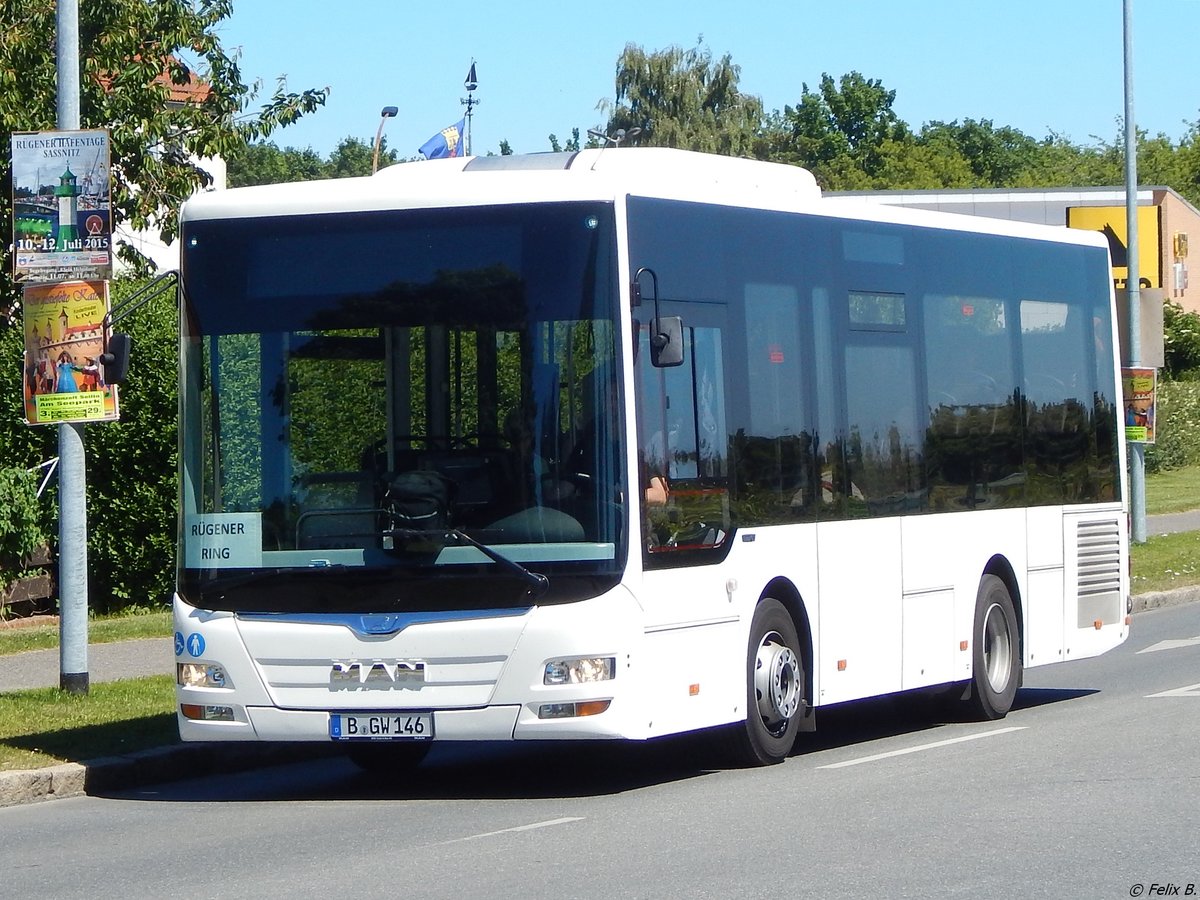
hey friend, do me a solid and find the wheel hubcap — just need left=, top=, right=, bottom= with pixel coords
left=754, top=633, right=801, bottom=735
left=982, top=602, right=1013, bottom=693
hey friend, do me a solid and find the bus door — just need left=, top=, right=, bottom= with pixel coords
left=813, top=267, right=917, bottom=703
left=633, top=298, right=744, bottom=727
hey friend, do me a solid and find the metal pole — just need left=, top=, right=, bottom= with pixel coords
left=1123, top=0, right=1146, bottom=545
left=57, top=0, right=89, bottom=692
left=371, top=106, right=397, bottom=174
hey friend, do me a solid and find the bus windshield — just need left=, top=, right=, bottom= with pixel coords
left=178, top=202, right=625, bottom=613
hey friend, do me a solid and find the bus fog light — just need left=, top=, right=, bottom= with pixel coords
left=537, top=699, right=612, bottom=719
left=180, top=703, right=235, bottom=721
left=543, top=656, right=615, bottom=685
left=177, top=663, right=231, bottom=689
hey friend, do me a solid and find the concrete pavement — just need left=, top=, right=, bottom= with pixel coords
left=0, top=637, right=171, bottom=693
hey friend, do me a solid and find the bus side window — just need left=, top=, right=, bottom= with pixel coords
left=735, top=284, right=816, bottom=522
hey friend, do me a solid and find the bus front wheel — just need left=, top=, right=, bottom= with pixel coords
left=729, top=598, right=805, bottom=766
left=968, top=575, right=1021, bottom=720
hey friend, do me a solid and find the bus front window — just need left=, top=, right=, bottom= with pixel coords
left=179, top=203, right=624, bottom=613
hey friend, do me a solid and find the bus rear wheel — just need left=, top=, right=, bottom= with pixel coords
left=968, top=575, right=1021, bottom=720
left=728, top=598, right=805, bottom=766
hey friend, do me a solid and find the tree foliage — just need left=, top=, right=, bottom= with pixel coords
left=593, top=42, right=1200, bottom=208
left=0, top=1, right=327, bottom=612
left=226, top=136, right=404, bottom=186
left=772, top=72, right=909, bottom=182
left=0, top=0, right=328, bottom=292
left=601, top=42, right=763, bottom=156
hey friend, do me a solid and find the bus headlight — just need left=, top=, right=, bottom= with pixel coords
left=177, top=662, right=231, bottom=689
left=543, top=656, right=615, bottom=685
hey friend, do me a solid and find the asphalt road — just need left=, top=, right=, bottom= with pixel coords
left=2, top=601, right=1197, bottom=899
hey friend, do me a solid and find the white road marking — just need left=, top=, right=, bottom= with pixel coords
left=1137, top=636, right=1200, bottom=654
left=816, top=726, right=1027, bottom=769
left=434, top=817, right=585, bottom=846
left=1146, top=682, right=1200, bottom=698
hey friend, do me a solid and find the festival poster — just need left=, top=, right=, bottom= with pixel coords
left=21, top=281, right=120, bottom=425
left=10, top=130, right=113, bottom=283
left=1122, top=367, right=1156, bottom=444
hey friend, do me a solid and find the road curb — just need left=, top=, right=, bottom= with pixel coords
left=1131, top=585, right=1200, bottom=613
left=0, top=742, right=339, bottom=808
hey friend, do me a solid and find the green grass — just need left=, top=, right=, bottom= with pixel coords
left=0, top=610, right=171, bottom=658
left=1130, top=529, right=1200, bottom=594
left=1145, top=466, right=1200, bottom=515
left=0, top=675, right=176, bottom=771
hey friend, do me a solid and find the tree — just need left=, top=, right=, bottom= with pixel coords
left=226, top=141, right=327, bottom=187
left=226, top=136, right=402, bottom=187
left=600, top=42, right=764, bottom=156
left=917, top=119, right=1040, bottom=186
left=325, top=135, right=395, bottom=178
left=0, top=0, right=328, bottom=296
left=772, top=72, right=909, bottom=187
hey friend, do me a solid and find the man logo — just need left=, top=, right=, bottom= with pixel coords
left=330, top=660, right=426, bottom=690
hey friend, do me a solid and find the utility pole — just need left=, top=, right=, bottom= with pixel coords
left=56, top=0, right=89, bottom=693
left=1123, top=0, right=1147, bottom=545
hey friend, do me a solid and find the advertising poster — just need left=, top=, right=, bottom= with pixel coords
left=10, top=130, right=113, bottom=283
left=1122, top=366, right=1156, bottom=444
left=21, top=281, right=119, bottom=425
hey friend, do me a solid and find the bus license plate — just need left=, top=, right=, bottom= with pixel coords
left=329, top=712, right=434, bottom=741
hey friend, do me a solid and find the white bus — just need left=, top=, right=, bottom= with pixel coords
left=174, top=148, right=1129, bottom=768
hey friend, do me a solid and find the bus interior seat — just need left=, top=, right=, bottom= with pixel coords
left=296, top=471, right=379, bottom=549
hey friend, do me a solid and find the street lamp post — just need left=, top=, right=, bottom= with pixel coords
left=1123, top=0, right=1146, bottom=544
left=372, top=106, right=398, bottom=174
left=57, top=0, right=89, bottom=694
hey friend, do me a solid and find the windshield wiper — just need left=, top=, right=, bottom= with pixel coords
left=388, top=527, right=550, bottom=600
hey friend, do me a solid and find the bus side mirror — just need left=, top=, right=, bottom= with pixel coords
left=650, top=316, right=684, bottom=368
left=100, top=332, right=131, bottom=384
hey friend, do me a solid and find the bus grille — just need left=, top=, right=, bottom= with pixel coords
left=1076, top=517, right=1122, bottom=628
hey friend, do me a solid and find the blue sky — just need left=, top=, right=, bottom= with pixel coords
left=217, top=1, right=1200, bottom=159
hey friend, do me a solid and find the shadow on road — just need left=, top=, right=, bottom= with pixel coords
left=106, top=685, right=1099, bottom=804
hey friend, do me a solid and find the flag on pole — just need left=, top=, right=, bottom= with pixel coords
left=419, top=119, right=466, bottom=160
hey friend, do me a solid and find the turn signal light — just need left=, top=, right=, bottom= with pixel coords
left=537, top=699, right=612, bottom=719
left=180, top=703, right=234, bottom=721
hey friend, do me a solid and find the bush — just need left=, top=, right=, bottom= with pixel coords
left=1163, top=299, right=1200, bottom=378
left=1146, top=380, right=1200, bottom=473
left=0, top=466, right=50, bottom=588
left=0, top=466, right=52, bottom=617
left=0, top=276, right=177, bottom=614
